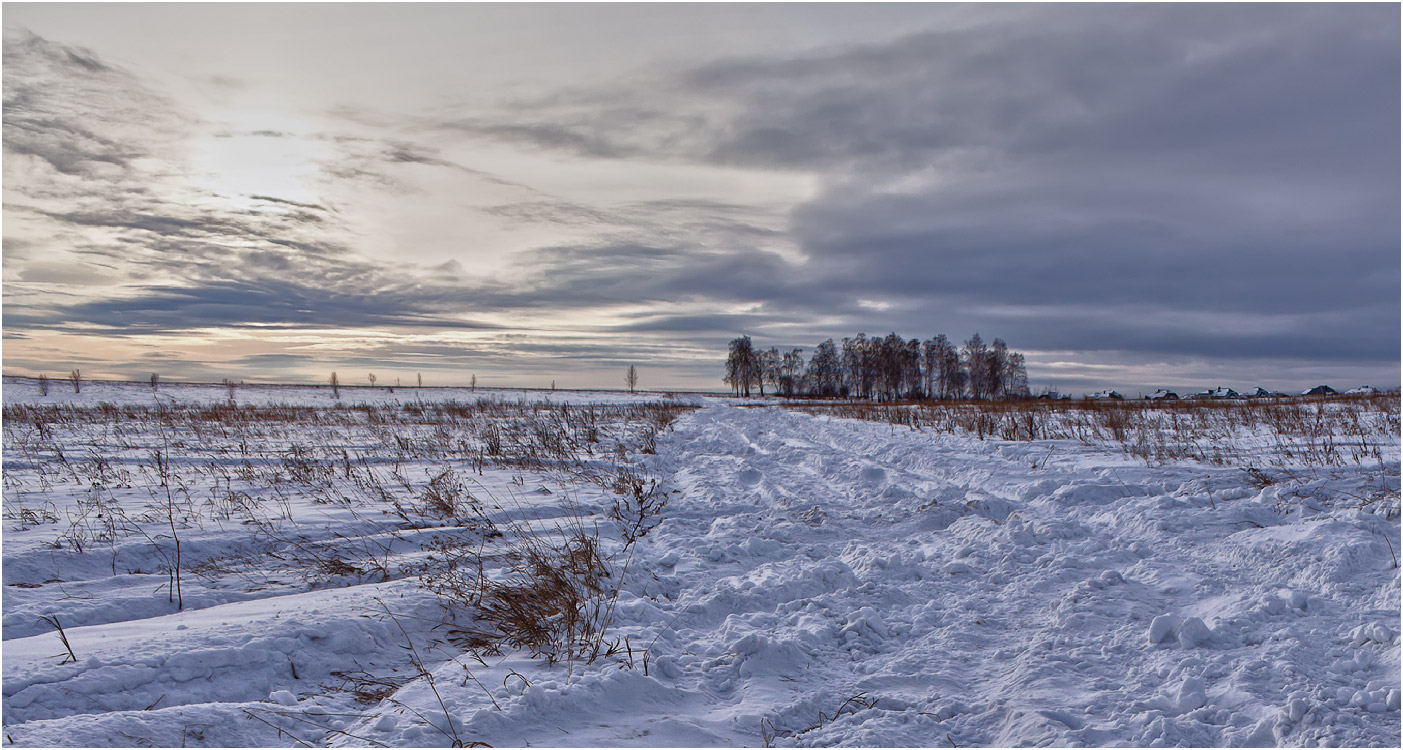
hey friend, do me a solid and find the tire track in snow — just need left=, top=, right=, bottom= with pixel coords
left=630, top=405, right=1061, bottom=745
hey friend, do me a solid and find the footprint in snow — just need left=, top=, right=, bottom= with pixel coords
left=861, top=466, right=887, bottom=484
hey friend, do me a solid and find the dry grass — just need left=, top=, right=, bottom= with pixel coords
left=761, top=693, right=881, bottom=747
left=465, top=524, right=611, bottom=662
left=786, top=393, right=1399, bottom=470
left=4, top=396, right=693, bottom=673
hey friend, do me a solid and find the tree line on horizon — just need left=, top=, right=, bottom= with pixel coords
left=724, top=332, right=1030, bottom=401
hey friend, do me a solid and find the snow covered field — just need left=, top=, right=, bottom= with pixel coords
left=3, top=379, right=1399, bottom=747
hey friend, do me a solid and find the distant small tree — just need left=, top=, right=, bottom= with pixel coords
left=724, top=336, right=757, bottom=397
left=987, top=338, right=1010, bottom=400
left=625, top=365, right=638, bottom=393
left=38, top=373, right=48, bottom=396
left=368, top=373, right=377, bottom=388
left=963, top=333, right=990, bottom=400
left=806, top=339, right=841, bottom=397
left=1005, top=352, right=1030, bottom=398
left=223, top=378, right=236, bottom=402
left=780, top=348, right=804, bottom=396
left=841, top=334, right=874, bottom=399
left=69, top=369, right=81, bottom=394
left=417, top=372, right=423, bottom=388
left=938, top=337, right=965, bottom=399
left=551, top=380, right=557, bottom=391
left=330, top=372, right=340, bottom=399
left=764, top=347, right=787, bottom=396
left=920, top=338, right=939, bottom=398
left=470, top=374, right=477, bottom=391
left=150, top=372, right=160, bottom=391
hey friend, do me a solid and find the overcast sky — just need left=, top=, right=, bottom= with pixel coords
left=3, top=3, right=1398, bottom=394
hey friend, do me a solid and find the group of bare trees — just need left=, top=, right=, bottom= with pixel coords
left=725, top=332, right=1029, bottom=401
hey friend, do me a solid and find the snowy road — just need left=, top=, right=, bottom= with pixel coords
left=555, top=405, right=1399, bottom=746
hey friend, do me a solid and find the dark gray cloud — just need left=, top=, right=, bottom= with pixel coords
left=3, top=30, right=190, bottom=180
left=441, top=5, right=1397, bottom=173
left=430, top=3, right=1399, bottom=385
left=7, top=278, right=507, bottom=335
left=607, top=312, right=774, bottom=335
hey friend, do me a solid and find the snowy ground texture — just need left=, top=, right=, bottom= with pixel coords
left=3, top=379, right=1399, bottom=747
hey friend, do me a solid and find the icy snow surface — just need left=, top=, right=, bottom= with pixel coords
left=2, top=381, right=1399, bottom=746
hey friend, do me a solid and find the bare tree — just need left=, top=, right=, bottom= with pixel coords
left=921, top=338, right=940, bottom=398
left=38, top=373, right=49, bottom=396
left=368, top=373, right=377, bottom=388
left=939, top=337, right=966, bottom=399
left=963, top=333, right=990, bottom=400
left=904, top=338, right=923, bottom=398
left=1005, top=352, right=1030, bottom=398
left=988, top=338, right=1010, bottom=400
left=150, top=372, right=160, bottom=391
left=946, top=350, right=968, bottom=399
left=760, top=347, right=782, bottom=397
left=69, top=369, right=81, bottom=394
left=876, top=332, right=907, bottom=401
left=470, top=374, right=477, bottom=391
left=417, top=372, right=423, bottom=388
left=841, top=335, right=874, bottom=399
left=330, top=372, right=340, bottom=399
left=806, top=339, right=841, bottom=397
left=625, top=365, right=638, bottom=393
left=724, top=336, right=758, bottom=397
left=780, top=348, right=804, bottom=396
